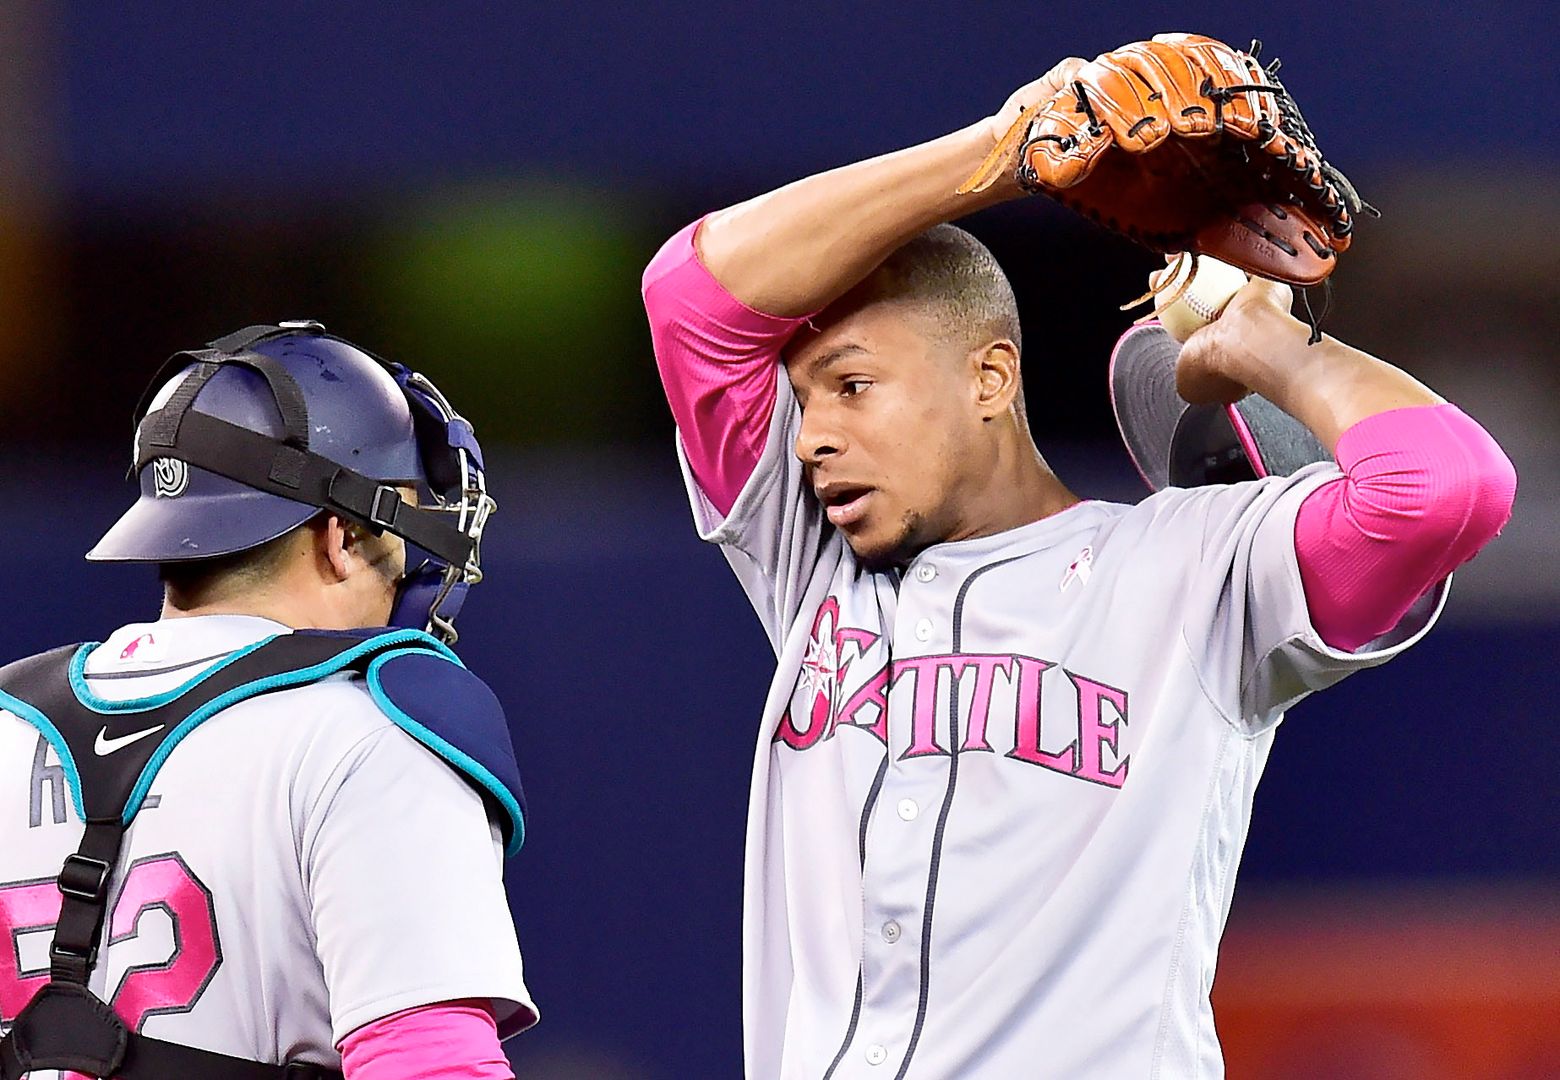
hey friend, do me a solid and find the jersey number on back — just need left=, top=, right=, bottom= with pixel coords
left=0, top=852, right=221, bottom=1033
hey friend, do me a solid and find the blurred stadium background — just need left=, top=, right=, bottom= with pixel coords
left=1, top=2, right=1555, bottom=1076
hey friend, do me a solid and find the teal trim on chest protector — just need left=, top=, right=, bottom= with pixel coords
left=0, top=687, right=87, bottom=821
left=119, top=630, right=456, bottom=824
left=366, top=648, right=527, bottom=857
left=67, top=635, right=280, bottom=714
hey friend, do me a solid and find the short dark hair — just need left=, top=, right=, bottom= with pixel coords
left=159, top=520, right=310, bottom=607
left=868, top=224, right=1023, bottom=354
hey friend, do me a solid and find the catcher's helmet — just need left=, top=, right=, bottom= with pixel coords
left=89, top=322, right=495, bottom=643
left=1108, top=321, right=1329, bottom=491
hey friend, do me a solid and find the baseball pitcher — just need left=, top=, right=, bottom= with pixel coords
left=641, top=42, right=1516, bottom=1079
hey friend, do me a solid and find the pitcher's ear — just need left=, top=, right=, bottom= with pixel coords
left=972, top=339, right=1021, bottom=419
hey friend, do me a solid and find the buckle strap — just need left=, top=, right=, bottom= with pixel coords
left=141, top=361, right=220, bottom=452
left=0, top=1002, right=345, bottom=1080
left=135, top=409, right=474, bottom=569
left=50, top=819, right=125, bottom=984
left=58, top=852, right=112, bottom=902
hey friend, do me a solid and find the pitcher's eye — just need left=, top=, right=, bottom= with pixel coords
left=842, top=379, right=871, bottom=397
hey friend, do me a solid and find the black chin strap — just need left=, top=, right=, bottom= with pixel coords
left=130, top=338, right=474, bottom=569
left=138, top=404, right=473, bottom=567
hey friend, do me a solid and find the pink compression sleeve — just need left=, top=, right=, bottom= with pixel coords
left=1294, top=404, right=1516, bottom=652
left=641, top=217, right=812, bottom=516
left=339, top=999, right=513, bottom=1080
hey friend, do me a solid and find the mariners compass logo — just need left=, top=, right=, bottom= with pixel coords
left=152, top=457, right=190, bottom=498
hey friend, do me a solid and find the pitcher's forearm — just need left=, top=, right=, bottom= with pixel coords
left=696, top=123, right=1020, bottom=318
left=1225, top=305, right=1444, bottom=454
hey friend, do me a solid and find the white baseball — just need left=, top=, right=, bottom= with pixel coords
left=1151, top=255, right=1250, bottom=343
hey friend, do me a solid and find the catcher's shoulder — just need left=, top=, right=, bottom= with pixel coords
left=365, top=647, right=506, bottom=729
left=361, top=647, right=527, bottom=855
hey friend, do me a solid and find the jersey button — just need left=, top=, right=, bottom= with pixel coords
left=866, top=1044, right=888, bottom=1066
left=881, top=920, right=901, bottom=943
left=914, top=618, right=933, bottom=641
left=897, top=798, right=919, bottom=821
left=915, top=563, right=936, bottom=582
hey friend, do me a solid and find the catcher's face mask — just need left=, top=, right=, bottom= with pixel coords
left=93, top=322, right=495, bottom=645
left=382, top=364, right=496, bottom=644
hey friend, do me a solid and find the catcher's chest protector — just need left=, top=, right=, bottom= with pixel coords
left=0, top=629, right=526, bottom=1080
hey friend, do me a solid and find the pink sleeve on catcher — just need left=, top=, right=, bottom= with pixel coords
left=339, top=999, right=512, bottom=1079
left=642, top=218, right=813, bottom=516
left=1294, top=404, right=1516, bottom=652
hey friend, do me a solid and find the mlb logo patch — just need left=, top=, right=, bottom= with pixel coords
left=118, top=632, right=166, bottom=664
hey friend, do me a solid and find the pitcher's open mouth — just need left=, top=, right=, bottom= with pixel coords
left=816, top=483, right=875, bottom=528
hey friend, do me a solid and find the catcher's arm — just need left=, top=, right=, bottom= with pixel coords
left=1177, top=278, right=1443, bottom=452
left=697, top=59, right=1085, bottom=317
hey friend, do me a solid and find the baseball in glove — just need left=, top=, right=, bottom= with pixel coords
left=960, top=34, right=1376, bottom=290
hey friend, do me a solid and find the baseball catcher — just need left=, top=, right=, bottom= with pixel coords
left=0, top=324, right=532, bottom=1078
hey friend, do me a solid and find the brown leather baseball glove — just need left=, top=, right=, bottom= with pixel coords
left=961, top=34, right=1375, bottom=286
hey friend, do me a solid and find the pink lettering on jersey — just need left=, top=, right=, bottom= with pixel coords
left=0, top=853, right=220, bottom=1060
left=838, top=666, right=891, bottom=744
left=775, top=598, right=842, bottom=751
left=0, top=878, right=62, bottom=1020
left=107, top=853, right=221, bottom=1031
left=1006, top=655, right=1075, bottom=774
left=772, top=594, right=1133, bottom=794
left=897, top=655, right=950, bottom=759
left=776, top=598, right=884, bottom=750
left=837, top=627, right=881, bottom=654
left=956, top=654, right=1017, bottom=753
left=1069, top=674, right=1130, bottom=788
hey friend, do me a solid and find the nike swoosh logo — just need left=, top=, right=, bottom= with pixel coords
left=94, top=724, right=166, bottom=756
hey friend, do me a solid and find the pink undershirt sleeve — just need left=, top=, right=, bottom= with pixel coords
left=1293, top=404, right=1516, bottom=652
left=338, top=999, right=512, bottom=1080
left=642, top=217, right=813, bottom=517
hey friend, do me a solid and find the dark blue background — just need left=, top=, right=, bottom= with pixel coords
left=58, top=2, right=1558, bottom=200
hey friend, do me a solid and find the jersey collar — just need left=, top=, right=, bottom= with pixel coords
left=909, top=499, right=1111, bottom=568
left=87, top=615, right=294, bottom=676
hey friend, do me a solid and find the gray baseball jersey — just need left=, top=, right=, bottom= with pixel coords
left=0, top=614, right=535, bottom=1074
left=680, top=370, right=1446, bottom=1079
